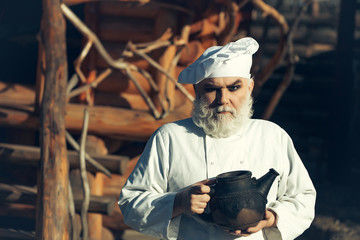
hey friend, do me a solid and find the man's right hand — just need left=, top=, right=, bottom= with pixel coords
left=172, top=179, right=215, bottom=218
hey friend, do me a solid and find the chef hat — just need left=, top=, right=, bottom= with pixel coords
left=178, top=37, right=259, bottom=84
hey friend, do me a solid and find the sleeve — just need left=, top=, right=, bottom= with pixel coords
left=117, top=128, right=181, bottom=239
left=265, top=132, right=316, bottom=240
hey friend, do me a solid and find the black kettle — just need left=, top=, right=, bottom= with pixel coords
left=200, top=168, right=279, bottom=230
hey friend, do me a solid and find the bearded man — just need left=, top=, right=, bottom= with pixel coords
left=118, top=37, right=316, bottom=240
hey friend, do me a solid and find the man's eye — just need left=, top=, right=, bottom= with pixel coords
left=228, top=85, right=240, bottom=91
left=204, top=87, right=218, bottom=92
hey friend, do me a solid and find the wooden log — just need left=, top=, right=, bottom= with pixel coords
left=64, top=0, right=95, bottom=5
left=35, top=41, right=45, bottom=113
left=85, top=135, right=107, bottom=240
left=96, top=43, right=150, bottom=69
left=98, top=17, right=155, bottom=43
left=95, top=70, right=151, bottom=94
left=75, top=195, right=115, bottom=216
left=0, top=100, right=192, bottom=141
left=0, top=143, right=129, bottom=175
left=0, top=184, right=116, bottom=215
left=101, top=227, right=115, bottom=240
left=78, top=69, right=96, bottom=105
left=102, top=205, right=130, bottom=231
left=99, top=1, right=159, bottom=19
left=155, top=45, right=177, bottom=111
left=0, top=228, right=35, bottom=240
left=83, top=2, right=99, bottom=72
left=94, top=92, right=149, bottom=111
left=0, top=203, right=35, bottom=218
left=152, top=8, right=178, bottom=110
left=0, top=82, right=35, bottom=106
left=36, top=0, right=70, bottom=239
left=178, top=40, right=205, bottom=65
left=0, top=82, right=193, bottom=141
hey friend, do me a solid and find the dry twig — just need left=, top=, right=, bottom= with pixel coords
left=61, top=2, right=194, bottom=119
left=79, top=108, right=90, bottom=240
left=67, top=69, right=112, bottom=99
left=218, top=1, right=240, bottom=45
left=65, top=131, right=112, bottom=178
left=125, top=67, right=161, bottom=119
left=262, top=0, right=312, bottom=119
left=251, top=0, right=289, bottom=92
left=68, top=184, right=78, bottom=240
left=128, top=42, right=195, bottom=102
left=61, top=3, right=127, bottom=70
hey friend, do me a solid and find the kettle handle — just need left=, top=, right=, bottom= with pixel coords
left=208, top=181, right=217, bottom=196
left=198, top=180, right=217, bottom=222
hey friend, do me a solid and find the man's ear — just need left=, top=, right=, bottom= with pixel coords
left=248, top=79, right=254, bottom=93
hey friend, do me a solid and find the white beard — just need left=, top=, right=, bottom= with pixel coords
left=191, top=94, right=254, bottom=138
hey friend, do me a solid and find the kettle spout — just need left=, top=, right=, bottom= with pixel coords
left=254, top=168, right=279, bottom=198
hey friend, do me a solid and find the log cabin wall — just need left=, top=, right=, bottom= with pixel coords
left=250, top=0, right=360, bottom=183
left=0, top=0, right=359, bottom=238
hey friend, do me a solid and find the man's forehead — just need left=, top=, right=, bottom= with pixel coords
left=199, top=77, right=247, bottom=86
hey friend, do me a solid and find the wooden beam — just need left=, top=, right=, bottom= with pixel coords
left=0, top=143, right=129, bottom=175
left=0, top=183, right=116, bottom=215
left=0, top=82, right=193, bottom=141
left=36, top=0, right=70, bottom=238
left=0, top=228, right=35, bottom=240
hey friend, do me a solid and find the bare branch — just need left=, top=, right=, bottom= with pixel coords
left=65, top=131, right=112, bottom=178
left=67, top=69, right=112, bottom=100
left=251, top=0, right=289, bottom=91
left=262, top=0, right=312, bottom=119
left=61, top=3, right=127, bottom=70
left=67, top=73, right=80, bottom=95
left=125, top=67, right=161, bottom=119
left=79, top=108, right=90, bottom=240
left=128, top=42, right=195, bottom=102
left=68, top=184, right=78, bottom=240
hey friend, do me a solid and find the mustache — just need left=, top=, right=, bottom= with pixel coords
left=215, top=106, right=236, bottom=114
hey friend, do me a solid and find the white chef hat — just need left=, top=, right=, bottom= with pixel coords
left=178, top=37, right=259, bottom=84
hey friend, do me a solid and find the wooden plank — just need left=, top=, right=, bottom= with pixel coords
left=99, top=1, right=159, bottom=18
left=94, top=92, right=150, bottom=111
left=36, top=0, right=70, bottom=239
left=0, top=228, right=35, bottom=240
left=95, top=70, right=152, bottom=94
left=0, top=82, right=193, bottom=141
left=0, top=143, right=129, bottom=175
left=98, top=17, right=155, bottom=43
left=85, top=136, right=107, bottom=240
left=0, top=183, right=116, bottom=215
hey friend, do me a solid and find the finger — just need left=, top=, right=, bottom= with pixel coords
left=203, top=178, right=217, bottom=185
left=226, top=230, right=242, bottom=236
left=247, top=220, right=266, bottom=233
left=191, top=206, right=207, bottom=214
left=190, top=184, right=211, bottom=194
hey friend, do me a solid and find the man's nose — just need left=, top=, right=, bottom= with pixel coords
left=216, top=89, right=229, bottom=105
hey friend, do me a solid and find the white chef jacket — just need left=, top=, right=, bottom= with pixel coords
left=118, top=118, right=316, bottom=240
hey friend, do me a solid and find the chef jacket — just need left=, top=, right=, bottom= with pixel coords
left=118, top=118, right=316, bottom=240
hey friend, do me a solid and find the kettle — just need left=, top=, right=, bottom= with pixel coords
left=200, top=168, right=279, bottom=230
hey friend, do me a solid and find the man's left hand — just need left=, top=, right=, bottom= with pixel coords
left=227, top=209, right=277, bottom=237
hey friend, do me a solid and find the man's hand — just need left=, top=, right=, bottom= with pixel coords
left=172, top=179, right=215, bottom=218
left=227, top=209, right=277, bottom=237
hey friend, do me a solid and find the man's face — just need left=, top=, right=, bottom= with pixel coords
left=195, top=77, right=254, bottom=115
left=191, top=77, right=254, bottom=138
